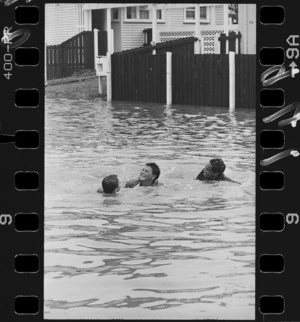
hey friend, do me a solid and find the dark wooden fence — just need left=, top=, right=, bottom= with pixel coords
left=235, top=54, right=256, bottom=109
left=111, top=38, right=195, bottom=103
left=46, top=31, right=107, bottom=80
left=112, top=54, right=166, bottom=103
left=172, top=54, right=229, bottom=107
left=112, top=51, right=255, bottom=109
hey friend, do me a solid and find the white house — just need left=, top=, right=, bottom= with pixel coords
left=45, top=3, right=256, bottom=54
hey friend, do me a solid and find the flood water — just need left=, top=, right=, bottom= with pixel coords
left=44, top=98, right=255, bottom=320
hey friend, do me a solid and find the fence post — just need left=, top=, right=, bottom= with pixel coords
left=94, top=29, right=103, bottom=94
left=235, top=32, right=239, bottom=54
left=45, top=43, right=48, bottom=85
left=229, top=51, right=235, bottom=111
left=166, top=52, right=172, bottom=106
left=107, top=53, right=112, bottom=102
left=94, top=29, right=99, bottom=64
left=194, top=4, right=201, bottom=54
left=110, top=29, right=114, bottom=54
left=152, top=4, right=157, bottom=55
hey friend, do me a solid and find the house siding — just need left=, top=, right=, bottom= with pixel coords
left=112, top=21, right=122, bottom=52
left=120, top=8, right=154, bottom=51
left=45, top=4, right=79, bottom=45
left=214, top=5, right=224, bottom=25
left=120, top=6, right=218, bottom=51
left=45, top=4, right=253, bottom=54
left=166, top=8, right=184, bottom=28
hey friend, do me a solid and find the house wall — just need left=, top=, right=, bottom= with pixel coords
left=45, top=3, right=79, bottom=45
left=119, top=6, right=227, bottom=51
left=112, top=21, right=122, bottom=52
left=214, top=5, right=224, bottom=25
left=238, top=4, right=256, bottom=54
left=45, top=4, right=255, bottom=54
left=120, top=8, right=153, bottom=51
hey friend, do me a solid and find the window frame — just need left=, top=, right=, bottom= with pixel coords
left=184, top=6, right=211, bottom=24
left=111, top=8, right=120, bottom=22
left=124, top=6, right=165, bottom=23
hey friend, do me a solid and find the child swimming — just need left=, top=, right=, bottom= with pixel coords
left=98, top=174, right=120, bottom=194
left=196, top=158, right=239, bottom=183
left=125, top=163, right=161, bottom=188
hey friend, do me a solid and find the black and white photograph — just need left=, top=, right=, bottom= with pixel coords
left=45, top=3, right=256, bottom=319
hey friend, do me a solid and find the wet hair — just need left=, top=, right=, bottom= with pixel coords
left=102, top=175, right=119, bottom=193
left=210, top=158, right=226, bottom=175
left=145, top=163, right=160, bottom=181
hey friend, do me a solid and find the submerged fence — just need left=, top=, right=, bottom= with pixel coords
left=112, top=51, right=256, bottom=109
left=112, top=54, right=166, bottom=103
left=172, top=54, right=229, bottom=107
left=235, top=54, right=256, bottom=109
left=46, top=31, right=107, bottom=80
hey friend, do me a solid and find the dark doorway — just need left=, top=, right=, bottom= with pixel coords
left=92, top=9, right=105, bottom=31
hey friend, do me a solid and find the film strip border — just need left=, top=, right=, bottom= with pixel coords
left=0, top=1, right=299, bottom=321
left=258, top=2, right=300, bottom=321
left=0, top=1, right=43, bottom=319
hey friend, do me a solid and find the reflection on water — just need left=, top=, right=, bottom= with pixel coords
left=45, top=98, right=255, bottom=319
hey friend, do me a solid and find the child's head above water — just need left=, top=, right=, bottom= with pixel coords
left=204, top=158, right=226, bottom=180
left=140, top=163, right=161, bottom=183
left=102, top=175, right=120, bottom=194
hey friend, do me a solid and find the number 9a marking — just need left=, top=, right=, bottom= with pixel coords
left=0, top=214, right=12, bottom=225
left=286, top=213, right=299, bottom=224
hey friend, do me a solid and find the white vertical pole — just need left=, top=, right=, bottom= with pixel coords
left=152, top=4, right=157, bottom=45
left=244, top=5, right=248, bottom=54
left=110, top=28, right=114, bottom=54
left=194, top=4, right=201, bottom=54
left=224, top=4, right=229, bottom=54
left=106, top=9, right=112, bottom=101
left=94, top=28, right=102, bottom=94
left=94, top=29, right=98, bottom=61
left=84, top=10, right=91, bottom=31
left=45, top=42, right=48, bottom=85
left=166, top=52, right=172, bottom=106
left=152, top=4, right=157, bottom=55
left=106, top=8, right=112, bottom=54
left=229, top=51, right=235, bottom=111
left=107, top=53, right=112, bottom=102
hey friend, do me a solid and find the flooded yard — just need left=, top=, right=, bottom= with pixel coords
left=44, top=98, right=255, bottom=319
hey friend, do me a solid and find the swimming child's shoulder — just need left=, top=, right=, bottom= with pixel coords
left=125, top=178, right=140, bottom=188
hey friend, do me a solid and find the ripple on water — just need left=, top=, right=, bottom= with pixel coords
left=45, top=98, right=255, bottom=319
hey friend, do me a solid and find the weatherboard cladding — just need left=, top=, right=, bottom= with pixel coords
left=45, top=4, right=78, bottom=45
left=215, top=5, right=225, bottom=25
left=119, top=6, right=223, bottom=51
left=120, top=7, right=153, bottom=51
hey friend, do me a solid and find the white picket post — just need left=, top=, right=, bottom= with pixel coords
left=229, top=51, right=235, bottom=111
left=106, top=53, right=112, bottom=102
left=166, top=52, right=172, bottom=106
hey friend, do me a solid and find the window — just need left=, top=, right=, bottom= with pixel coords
left=156, top=9, right=162, bottom=20
left=184, top=6, right=210, bottom=23
left=139, top=6, right=150, bottom=19
left=126, top=7, right=137, bottom=19
left=125, top=6, right=164, bottom=22
left=200, top=7, right=207, bottom=20
left=112, top=8, right=119, bottom=21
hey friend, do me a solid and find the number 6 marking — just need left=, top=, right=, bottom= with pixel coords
left=286, top=213, right=299, bottom=224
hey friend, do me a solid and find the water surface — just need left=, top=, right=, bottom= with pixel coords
left=45, top=98, right=255, bottom=319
